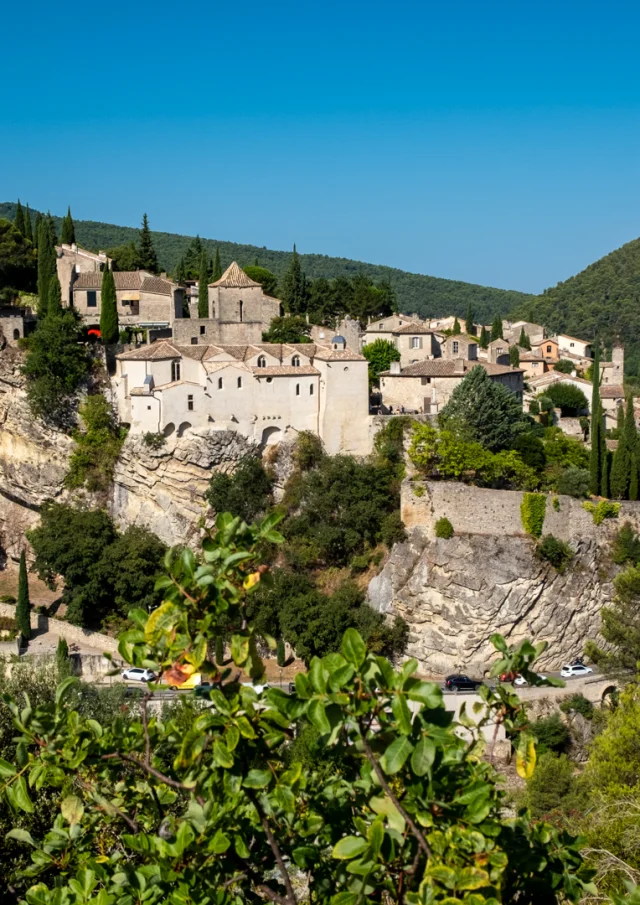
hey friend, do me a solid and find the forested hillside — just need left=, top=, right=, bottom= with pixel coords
left=514, top=236, right=640, bottom=376
left=0, top=202, right=532, bottom=323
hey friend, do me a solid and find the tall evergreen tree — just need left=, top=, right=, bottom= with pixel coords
left=465, top=305, right=474, bottom=336
left=518, top=327, right=531, bottom=350
left=33, top=212, right=43, bottom=250
left=589, top=344, right=602, bottom=496
left=479, top=325, right=489, bottom=349
left=175, top=257, right=186, bottom=283
left=198, top=251, right=209, bottom=318
left=100, top=269, right=119, bottom=344
left=47, top=275, right=63, bottom=318
left=61, top=206, right=75, bottom=245
left=14, top=199, right=25, bottom=236
left=37, top=218, right=57, bottom=317
left=280, top=244, right=307, bottom=315
left=16, top=550, right=31, bottom=642
left=212, top=248, right=223, bottom=281
left=137, top=214, right=159, bottom=273
left=490, top=315, right=503, bottom=341
left=47, top=213, right=58, bottom=246
left=23, top=204, right=33, bottom=244
left=631, top=455, right=639, bottom=502
left=509, top=345, right=520, bottom=368
left=617, top=402, right=626, bottom=434
left=600, top=436, right=610, bottom=499
left=452, top=317, right=461, bottom=335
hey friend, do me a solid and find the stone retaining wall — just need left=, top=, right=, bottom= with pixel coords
left=0, top=603, right=120, bottom=655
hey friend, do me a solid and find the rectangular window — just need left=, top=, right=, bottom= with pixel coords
left=421, top=377, right=431, bottom=385
left=452, top=341, right=459, bottom=354
left=237, top=377, right=242, bottom=388
left=200, top=326, right=206, bottom=335
left=218, top=378, right=223, bottom=390
left=547, top=345, right=552, bottom=353
left=310, top=384, right=314, bottom=395
left=296, top=384, right=300, bottom=396
left=191, top=337, right=198, bottom=345
left=121, top=298, right=132, bottom=307
left=87, top=291, right=97, bottom=308
left=187, top=395, right=194, bottom=411
left=570, top=342, right=574, bottom=347
left=411, top=337, right=420, bottom=349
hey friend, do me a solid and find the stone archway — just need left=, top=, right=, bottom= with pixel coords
left=261, top=426, right=282, bottom=446
left=177, top=421, right=192, bottom=438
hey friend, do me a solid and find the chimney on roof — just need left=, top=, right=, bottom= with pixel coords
left=390, top=361, right=401, bottom=375
left=161, top=272, right=167, bottom=279
left=454, top=358, right=465, bottom=375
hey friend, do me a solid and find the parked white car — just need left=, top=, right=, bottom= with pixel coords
left=122, top=667, right=156, bottom=683
left=560, top=664, right=593, bottom=679
left=514, top=674, right=547, bottom=686
left=241, top=682, right=271, bottom=695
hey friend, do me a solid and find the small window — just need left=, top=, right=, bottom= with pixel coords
left=570, top=342, right=574, bottom=347
left=309, top=384, right=314, bottom=396
left=87, top=290, right=97, bottom=308
left=379, top=323, right=383, bottom=329
left=421, top=377, right=431, bottom=385
left=218, top=377, right=223, bottom=389
left=257, top=355, right=266, bottom=368
left=147, top=405, right=151, bottom=410
left=171, top=361, right=181, bottom=382
left=187, top=395, right=194, bottom=411
left=190, top=337, right=198, bottom=345
left=292, top=355, right=300, bottom=367
left=200, top=325, right=206, bottom=336
left=411, top=337, right=420, bottom=349
left=296, top=384, right=300, bottom=396
left=237, top=377, right=242, bottom=388
left=452, top=341, right=459, bottom=354
left=547, top=345, right=552, bottom=353
left=266, top=377, right=273, bottom=383
left=239, top=299, right=243, bottom=322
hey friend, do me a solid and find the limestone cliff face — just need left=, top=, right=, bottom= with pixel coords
left=111, top=430, right=258, bottom=546
left=368, top=480, right=625, bottom=676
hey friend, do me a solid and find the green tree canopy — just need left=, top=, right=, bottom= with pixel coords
left=543, top=382, right=589, bottom=416
left=280, top=243, right=307, bottom=314
left=36, top=217, right=57, bottom=316
left=137, top=213, right=159, bottom=273
left=243, top=265, right=278, bottom=297
left=479, top=324, right=489, bottom=349
left=198, top=250, right=209, bottom=318
left=212, top=246, right=223, bottom=280
left=99, top=268, right=119, bottom=343
left=14, top=199, right=25, bottom=236
left=440, top=365, right=531, bottom=451
left=60, top=206, right=75, bottom=245
left=509, top=345, right=520, bottom=368
left=262, top=315, right=311, bottom=344
left=16, top=550, right=31, bottom=641
left=105, top=241, right=140, bottom=271
left=465, top=304, right=474, bottom=335
left=0, top=218, right=36, bottom=296
left=553, top=359, right=574, bottom=374
left=518, top=327, right=532, bottom=350
left=205, top=456, right=273, bottom=524
left=362, top=338, right=401, bottom=386
left=491, top=314, right=503, bottom=341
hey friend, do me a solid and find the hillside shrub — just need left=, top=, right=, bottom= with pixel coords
left=294, top=430, right=324, bottom=471
left=435, top=516, right=454, bottom=539
left=544, top=382, right=589, bottom=416
left=536, top=534, right=574, bottom=572
left=530, top=712, right=572, bottom=754
left=206, top=456, right=273, bottom=523
left=513, top=433, right=547, bottom=471
left=529, top=399, right=540, bottom=415
left=0, top=595, right=16, bottom=604
left=556, top=467, right=590, bottom=498
left=554, top=359, right=575, bottom=374
left=65, top=395, right=127, bottom=492
left=143, top=431, right=166, bottom=450
left=526, top=752, right=583, bottom=820
left=583, top=500, right=621, bottom=526
left=552, top=496, right=560, bottom=511
left=611, top=522, right=640, bottom=565
left=0, top=617, right=18, bottom=640
left=521, top=492, right=547, bottom=537
left=560, top=693, right=594, bottom=720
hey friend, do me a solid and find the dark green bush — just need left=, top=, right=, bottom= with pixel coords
left=513, top=433, right=547, bottom=472
left=435, top=517, right=454, bottom=539
left=560, top=693, right=594, bottom=720
left=294, top=431, right=324, bottom=471
left=556, top=467, right=590, bottom=498
left=553, top=359, right=575, bottom=374
left=529, top=399, right=540, bottom=416
left=612, top=522, right=640, bottom=565
left=530, top=713, right=571, bottom=755
left=143, top=432, right=166, bottom=450
left=536, top=534, right=574, bottom=572
left=206, top=456, right=273, bottom=523
left=544, top=382, right=589, bottom=416
left=526, top=752, right=583, bottom=819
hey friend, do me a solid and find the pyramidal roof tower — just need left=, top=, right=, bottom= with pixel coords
left=210, top=261, right=261, bottom=289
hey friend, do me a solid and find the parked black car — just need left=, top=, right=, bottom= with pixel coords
left=444, top=674, right=483, bottom=692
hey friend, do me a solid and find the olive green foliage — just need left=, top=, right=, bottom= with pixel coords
left=0, top=616, right=18, bottom=640
left=362, top=338, right=401, bottom=385
left=372, top=415, right=410, bottom=476
left=435, top=517, right=454, bottom=539
left=0, top=217, right=36, bottom=296
left=556, top=467, right=590, bottom=498
left=105, top=241, right=140, bottom=271
left=544, top=382, right=589, bottom=416
left=65, top=395, right=127, bottom=492
left=491, top=314, right=503, bottom=341
left=536, top=534, right=574, bottom=572
left=243, top=265, right=278, bottom=296
left=21, top=308, right=91, bottom=427
left=584, top=685, right=640, bottom=795
left=612, top=522, right=640, bottom=565
left=0, top=202, right=535, bottom=322
left=520, top=492, right=547, bottom=537
left=529, top=398, right=540, bottom=415
left=452, top=316, right=461, bottom=334
left=560, top=693, right=594, bottom=720
left=142, top=431, right=166, bottom=450
left=262, top=314, right=312, bottom=344
left=553, top=359, right=575, bottom=374
left=16, top=550, right=31, bottom=641
left=518, top=327, right=531, bottom=350
left=27, top=502, right=166, bottom=629
left=276, top=637, right=286, bottom=667
left=513, top=433, right=546, bottom=471
left=214, top=634, right=224, bottom=666
left=205, top=456, right=274, bottom=524
left=409, top=422, right=538, bottom=490
left=552, top=496, right=560, bottom=510
left=440, top=364, right=531, bottom=451
left=56, top=636, right=72, bottom=680
left=543, top=427, right=590, bottom=476
left=293, top=430, right=325, bottom=471
left=587, top=564, right=640, bottom=671
left=583, top=500, right=621, bottom=525
left=539, top=394, right=554, bottom=413
left=525, top=752, right=583, bottom=819
left=530, top=713, right=572, bottom=755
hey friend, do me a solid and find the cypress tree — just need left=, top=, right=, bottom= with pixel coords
left=56, top=636, right=71, bottom=679
left=47, top=213, right=58, bottom=246
left=610, top=423, right=629, bottom=499
left=518, top=327, right=531, bottom=350
left=16, top=550, right=31, bottom=642
left=137, top=213, right=159, bottom=273
left=100, top=269, right=119, bottom=343
left=47, top=275, right=62, bottom=318
left=624, top=394, right=638, bottom=490
left=14, top=199, right=25, bottom=236
left=617, top=402, right=626, bottom=434
left=24, top=204, right=33, bottom=244
left=277, top=638, right=286, bottom=668
left=175, top=257, right=186, bottom=283
left=465, top=305, right=474, bottom=336
left=212, top=248, right=223, bottom=281
left=37, top=218, right=56, bottom=317
left=589, top=344, right=602, bottom=496
left=631, top=455, right=639, bottom=502
left=479, top=325, right=489, bottom=349
left=280, top=244, right=307, bottom=315
left=33, top=212, right=43, bottom=250
left=490, top=315, right=503, bottom=341
left=509, top=345, right=520, bottom=368
left=452, top=317, right=461, bottom=335
left=600, top=434, right=610, bottom=499
left=61, top=206, right=75, bottom=245
left=198, top=251, right=209, bottom=318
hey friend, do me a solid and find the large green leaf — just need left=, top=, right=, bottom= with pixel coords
left=332, top=836, right=368, bottom=859
left=380, top=736, right=413, bottom=775
left=341, top=629, right=366, bottom=668
left=411, top=737, right=436, bottom=776
left=243, top=769, right=272, bottom=788
left=308, top=699, right=331, bottom=734
left=61, top=794, right=84, bottom=825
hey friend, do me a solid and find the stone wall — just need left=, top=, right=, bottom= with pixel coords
left=0, top=603, right=120, bottom=655
left=368, top=479, right=636, bottom=676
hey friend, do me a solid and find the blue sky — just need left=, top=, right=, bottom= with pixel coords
left=2, top=0, right=640, bottom=294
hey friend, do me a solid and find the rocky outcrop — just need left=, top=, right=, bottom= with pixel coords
left=111, top=430, right=258, bottom=546
left=368, top=480, right=626, bottom=676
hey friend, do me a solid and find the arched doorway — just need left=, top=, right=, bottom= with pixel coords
left=261, top=426, right=281, bottom=446
left=177, top=421, right=192, bottom=437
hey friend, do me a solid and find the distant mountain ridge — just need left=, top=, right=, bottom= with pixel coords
left=0, top=202, right=533, bottom=323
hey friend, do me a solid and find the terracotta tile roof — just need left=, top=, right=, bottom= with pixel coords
left=601, top=385, right=625, bottom=398
left=73, top=273, right=103, bottom=290
left=116, top=340, right=181, bottom=361
left=393, top=323, right=433, bottom=335
left=114, top=272, right=145, bottom=290
left=381, top=360, right=520, bottom=378
left=210, top=261, right=260, bottom=289
left=153, top=380, right=201, bottom=392
left=519, top=353, right=545, bottom=362
left=253, top=366, right=320, bottom=376
left=177, top=345, right=209, bottom=361
left=140, top=276, right=175, bottom=296
left=203, top=344, right=241, bottom=360
left=204, top=361, right=251, bottom=374
left=313, top=348, right=366, bottom=361
left=528, top=372, right=592, bottom=387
